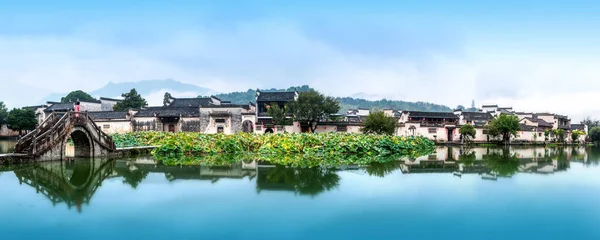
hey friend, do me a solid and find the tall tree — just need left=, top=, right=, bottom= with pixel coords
left=487, top=114, right=520, bottom=144
left=589, top=127, right=600, bottom=143
left=361, top=111, right=397, bottom=135
left=552, top=129, right=566, bottom=143
left=459, top=124, right=477, bottom=144
left=163, top=92, right=172, bottom=106
left=113, top=89, right=148, bottom=111
left=61, top=90, right=95, bottom=103
left=0, top=101, right=8, bottom=125
left=288, top=90, right=340, bottom=133
left=581, top=117, right=600, bottom=129
left=266, top=103, right=293, bottom=131
left=7, top=108, right=37, bottom=135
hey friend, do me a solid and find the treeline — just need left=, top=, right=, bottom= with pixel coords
left=214, top=85, right=451, bottom=112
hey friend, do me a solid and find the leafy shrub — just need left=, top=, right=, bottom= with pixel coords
left=112, top=132, right=435, bottom=164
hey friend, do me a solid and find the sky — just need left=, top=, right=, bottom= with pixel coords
left=1, top=0, right=600, bottom=121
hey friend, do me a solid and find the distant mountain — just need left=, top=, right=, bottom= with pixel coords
left=214, top=85, right=452, bottom=113
left=90, top=79, right=215, bottom=99
left=41, top=79, right=215, bottom=105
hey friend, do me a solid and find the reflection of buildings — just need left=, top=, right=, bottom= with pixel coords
left=114, top=158, right=257, bottom=183
left=400, top=147, right=583, bottom=179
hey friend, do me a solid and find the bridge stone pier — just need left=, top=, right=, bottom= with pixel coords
left=14, top=112, right=116, bottom=161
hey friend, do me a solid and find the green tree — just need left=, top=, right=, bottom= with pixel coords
left=487, top=114, right=520, bottom=144
left=589, top=127, right=600, bottom=143
left=0, top=101, right=8, bottom=125
left=552, top=129, right=566, bottom=143
left=361, top=111, right=397, bottom=135
left=288, top=90, right=340, bottom=133
left=113, top=89, right=148, bottom=111
left=459, top=124, right=477, bottom=144
left=571, top=130, right=584, bottom=143
left=61, top=90, right=95, bottom=103
left=163, top=92, right=172, bottom=106
left=544, top=130, right=550, bottom=142
left=266, top=103, right=293, bottom=131
left=7, top=108, right=37, bottom=135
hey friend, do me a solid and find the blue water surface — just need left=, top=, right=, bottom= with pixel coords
left=0, top=146, right=599, bottom=240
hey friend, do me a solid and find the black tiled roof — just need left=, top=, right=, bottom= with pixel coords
left=44, top=103, right=74, bottom=112
left=519, top=124, right=536, bottom=131
left=202, top=104, right=250, bottom=110
left=80, top=99, right=102, bottom=104
left=169, top=98, right=214, bottom=107
left=404, top=111, right=458, bottom=119
left=100, top=97, right=123, bottom=102
left=571, top=124, right=585, bottom=131
left=482, top=105, right=498, bottom=107
left=523, top=117, right=553, bottom=127
left=256, top=92, right=296, bottom=102
left=23, top=105, right=47, bottom=110
left=462, top=112, right=493, bottom=121
left=135, top=107, right=200, bottom=117
left=88, top=111, right=128, bottom=120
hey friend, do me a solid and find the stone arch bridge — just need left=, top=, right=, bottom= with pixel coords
left=14, top=112, right=116, bottom=161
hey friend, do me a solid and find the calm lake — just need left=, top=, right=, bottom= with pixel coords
left=1, top=145, right=599, bottom=240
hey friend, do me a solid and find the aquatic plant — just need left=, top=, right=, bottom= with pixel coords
left=112, top=132, right=435, bottom=166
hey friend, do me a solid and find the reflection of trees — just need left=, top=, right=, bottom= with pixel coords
left=483, top=149, right=519, bottom=177
left=257, top=166, right=340, bottom=197
left=365, top=161, right=401, bottom=177
left=459, top=152, right=477, bottom=166
left=586, top=146, right=600, bottom=166
left=113, top=162, right=149, bottom=189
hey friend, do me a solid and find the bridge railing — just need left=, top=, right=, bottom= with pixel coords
left=15, top=112, right=62, bottom=153
left=15, top=111, right=116, bottom=157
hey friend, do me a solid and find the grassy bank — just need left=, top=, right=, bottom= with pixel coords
left=112, top=132, right=435, bottom=165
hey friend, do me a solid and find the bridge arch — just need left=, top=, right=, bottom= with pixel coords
left=68, top=129, right=94, bottom=158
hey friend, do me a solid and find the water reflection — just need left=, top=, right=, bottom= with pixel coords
left=0, top=140, right=16, bottom=154
left=256, top=166, right=340, bottom=196
left=12, top=159, right=115, bottom=212
left=399, top=146, right=596, bottom=180
left=2, top=146, right=599, bottom=212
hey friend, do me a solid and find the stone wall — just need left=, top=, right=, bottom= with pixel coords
left=199, top=111, right=211, bottom=132
left=181, top=118, right=201, bottom=132
left=132, top=118, right=158, bottom=132
left=230, top=110, right=243, bottom=133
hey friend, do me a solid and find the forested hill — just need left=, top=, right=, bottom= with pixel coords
left=213, top=85, right=452, bottom=112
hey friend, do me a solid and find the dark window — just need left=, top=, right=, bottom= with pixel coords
left=217, top=127, right=224, bottom=133
left=428, top=128, right=437, bottom=134
left=215, top=119, right=226, bottom=123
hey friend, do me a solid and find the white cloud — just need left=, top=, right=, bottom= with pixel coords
left=0, top=18, right=599, bottom=120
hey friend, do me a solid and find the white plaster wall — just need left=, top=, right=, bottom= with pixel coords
left=398, top=123, right=449, bottom=141
left=97, top=121, right=132, bottom=134
left=204, top=117, right=232, bottom=134
left=314, top=125, right=337, bottom=133
left=514, top=131, right=544, bottom=142
left=346, top=125, right=362, bottom=134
